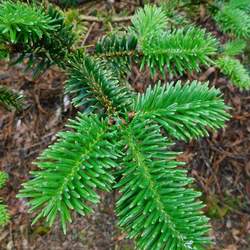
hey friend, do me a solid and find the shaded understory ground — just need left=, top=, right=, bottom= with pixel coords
left=1, top=1, right=250, bottom=249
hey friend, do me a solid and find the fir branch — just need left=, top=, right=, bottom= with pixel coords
left=18, top=113, right=120, bottom=233
left=0, top=171, right=9, bottom=227
left=130, top=4, right=168, bottom=41
left=0, top=1, right=55, bottom=44
left=222, top=39, right=246, bottom=56
left=9, top=3, right=232, bottom=247
left=0, top=171, right=8, bottom=189
left=134, top=81, right=230, bottom=141
left=228, top=0, right=250, bottom=12
left=93, top=26, right=217, bottom=77
left=95, top=26, right=218, bottom=77
left=0, top=85, right=23, bottom=111
left=139, top=27, right=218, bottom=76
left=214, top=5, right=250, bottom=38
left=116, top=119, right=211, bottom=249
left=0, top=202, right=10, bottom=227
left=129, top=5, right=217, bottom=76
left=65, top=51, right=132, bottom=116
left=0, top=2, right=75, bottom=75
left=95, top=33, right=138, bottom=79
left=216, top=56, right=250, bottom=90
left=14, top=6, right=75, bottom=75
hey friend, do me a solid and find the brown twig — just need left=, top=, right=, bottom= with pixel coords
left=81, top=23, right=95, bottom=47
left=79, top=15, right=132, bottom=23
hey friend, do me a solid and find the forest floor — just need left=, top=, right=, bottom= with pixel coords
left=0, top=1, right=250, bottom=250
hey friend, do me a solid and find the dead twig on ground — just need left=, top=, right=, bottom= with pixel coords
left=79, top=15, right=132, bottom=23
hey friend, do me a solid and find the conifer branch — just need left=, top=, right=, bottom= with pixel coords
left=0, top=171, right=10, bottom=227
left=0, top=171, right=8, bottom=189
left=0, top=1, right=75, bottom=75
left=0, top=1, right=56, bottom=44
left=18, top=114, right=120, bottom=233
left=94, top=27, right=218, bottom=77
left=65, top=51, right=132, bottom=115
left=134, top=81, right=230, bottom=141
left=129, top=5, right=218, bottom=76
left=0, top=202, right=10, bottom=227
left=0, top=3, right=233, bottom=248
left=130, top=5, right=168, bottom=41
left=216, top=56, right=250, bottom=90
left=116, top=120, right=211, bottom=249
left=0, top=85, right=23, bottom=111
left=222, top=39, right=246, bottom=56
left=95, top=34, right=138, bottom=79
left=139, top=27, right=218, bottom=76
left=214, top=5, right=250, bottom=38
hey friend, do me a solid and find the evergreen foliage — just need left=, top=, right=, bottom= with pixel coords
left=116, top=120, right=211, bottom=250
left=0, top=171, right=10, bottom=227
left=18, top=114, right=119, bottom=233
left=0, top=202, right=10, bottom=227
left=0, top=85, right=23, bottom=111
left=130, top=5, right=168, bottom=41
left=0, top=171, right=8, bottom=189
left=90, top=5, right=218, bottom=77
left=130, top=6, right=218, bottom=76
left=137, top=27, right=218, bottom=76
left=65, top=51, right=132, bottom=115
left=216, top=56, right=250, bottom=89
left=222, top=39, right=246, bottom=56
left=18, top=78, right=230, bottom=249
left=212, top=0, right=250, bottom=90
left=0, top=1, right=55, bottom=44
left=0, top=1, right=75, bottom=74
left=15, top=6, right=75, bottom=74
left=0, top=1, right=237, bottom=249
left=134, top=81, right=230, bottom=141
left=214, top=1, right=250, bottom=38
left=95, top=33, right=138, bottom=79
